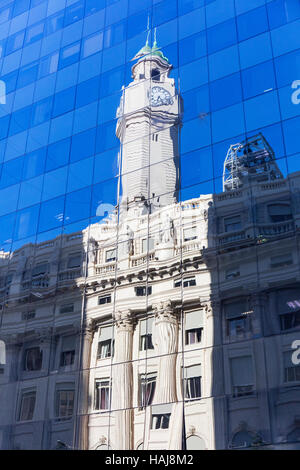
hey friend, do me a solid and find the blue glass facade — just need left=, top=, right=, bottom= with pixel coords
left=0, top=0, right=299, bottom=450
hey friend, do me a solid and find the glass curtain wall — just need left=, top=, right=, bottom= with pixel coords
left=0, top=0, right=299, bottom=450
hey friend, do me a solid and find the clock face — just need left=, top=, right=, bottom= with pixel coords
left=150, top=86, right=173, bottom=107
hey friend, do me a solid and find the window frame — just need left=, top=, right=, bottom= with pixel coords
left=224, top=215, right=242, bottom=233
left=97, top=338, right=114, bottom=359
left=55, top=387, right=75, bottom=420
left=151, top=413, right=171, bottom=430
left=23, top=346, right=43, bottom=372
left=135, top=286, right=152, bottom=297
left=94, top=379, right=111, bottom=411
left=105, top=249, right=116, bottom=263
left=139, top=373, right=156, bottom=409
left=18, top=390, right=36, bottom=422
left=184, top=365, right=202, bottom=401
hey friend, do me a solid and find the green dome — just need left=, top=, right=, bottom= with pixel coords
left=132, top=28, right=169, bottom=63
left=136, top=44, right=152, bottom=57
left=151, top=43, right=169, bottom=63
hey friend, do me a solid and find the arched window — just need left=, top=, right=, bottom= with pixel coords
left=186, top=435, right=205, bottom=450
left=151, top=68, right=160, bottom=81
left=96, top=443, right=111, bottom=450
left=136, top=442, right=144, bottom=450
left=231, top=430, right=253, bottom=449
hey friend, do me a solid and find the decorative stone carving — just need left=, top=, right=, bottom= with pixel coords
left=189, top=425, right=196, bottom=436
left=119, top=224, right=134, bottom=259
left=160, top=213, right=174, bottom=244
left=202, top=300, right=219, bottom=318
left=88, top=238, right=98, bottom=265
left=152, top=300, right=178, bottom=404
left=114, top=309, right=135, bottom=332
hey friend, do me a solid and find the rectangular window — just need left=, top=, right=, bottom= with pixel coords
left=183, top=278, right=196, bottom=288
left=55, top=387, right=75, bottom=419
left=95, top=379, right=110, bottom=410
left=45, top=11, right=64, bottom=35
left=32, top=263, right=49, bottom=277
left=97, top=326, right=114, bottom=359
left=18, top=391, right=36, bottom=421
left=184, top=365, right=202, bottom=400
left=185, top=310, right=203, bottom=345
left=139, top=373, right=156, bottom=409
left=230, top=356, right=254, bottom=397
left=23, top=347, right=43, bottom=371
left=183, top=227, right=197, bottom=242
left=151, top=414, right=171, bottom=429
left=277, top=289, right=300, bottom=331
left=139, top=318, right=154, bottom=351
left=59, top=304, right=74, bottom=314
left=268, top=203, right=292, bottom=223
left=65, top=1, right=84, bottom=26
left=151, top=404, right=172, bottom=430
left=142, top=237, right=154, bottom=253
left=39, top=52, right=59, bottom=78
left=98, top=295, right=111, bottom=305
left=22, top=311, right=36, bottom=321
left=224, top=299, right=250, bottom=337
left=105, top=249, right=116, bottom=262
left=6, top=31, right=25, bottom=54
left=271, top=254, right=293, bottom=268
left=280, top=311, right=300, bottom=331
left=135, top=286, right=152, bottom=297
left=25, top=22, right=44, bottom=45
left=284, top=351, right=300, bottom=383
left=60, top=336, right=76, bottom=367
left=59, top=41, right=81, bottom=69
left=67, top=253, right=81, bottom=268
left=83, top=31, right=104, bottom=58
left=224, top=215, right=241, bottom=232
left=174, top=277, right=196, bottom=288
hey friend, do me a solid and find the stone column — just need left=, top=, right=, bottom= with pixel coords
left=112, top=309, right=134, bottom=450
left=152, top=300, right=178, bottom=404
left=76, top=319, right=95, bottom=450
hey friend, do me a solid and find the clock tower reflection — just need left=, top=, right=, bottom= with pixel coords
left=116, top=34, right=181, bottom=217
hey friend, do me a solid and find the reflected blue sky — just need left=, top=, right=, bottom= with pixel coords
left=0, top=0, right=299, bottom=250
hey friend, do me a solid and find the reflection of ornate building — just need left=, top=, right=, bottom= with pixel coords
left=0, top=43, right=300, bottom=450
left=116, top=36, right=180, bottom=215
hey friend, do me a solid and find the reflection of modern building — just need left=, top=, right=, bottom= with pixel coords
left=223, top=133, right=283, bottom=192
left=1, top=39, right=300, bottom=451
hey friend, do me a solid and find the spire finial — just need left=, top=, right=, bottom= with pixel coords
left=146, top=16, right=150, bottom=46
left=153, top=27, right=157, bottom=48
